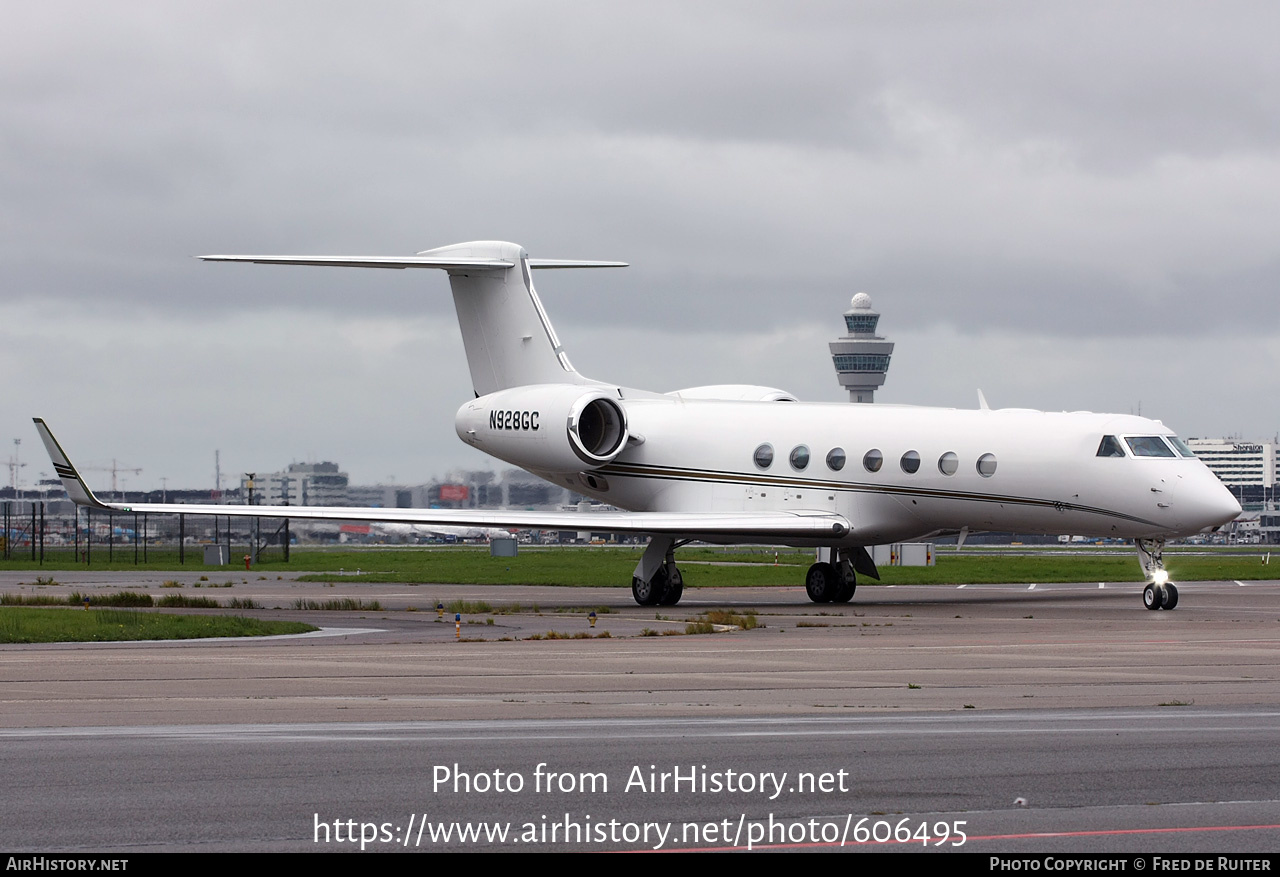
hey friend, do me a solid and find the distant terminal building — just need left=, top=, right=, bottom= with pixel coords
left=829, top=292, right=894, bottom=403
left=241, top=462, right=349, bottom=507
left=241, top=464, right=576, bottom=511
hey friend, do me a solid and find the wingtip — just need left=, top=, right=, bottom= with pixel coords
left=30, top=419, right=109, bottom=510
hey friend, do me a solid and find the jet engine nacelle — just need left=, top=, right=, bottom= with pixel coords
left=455, top=385, right=630, bottom=473
left=669, top=384, right=798, bottom=402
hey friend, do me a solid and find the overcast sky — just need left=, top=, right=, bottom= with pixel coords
left=3, top=2, right=1278, bottom=492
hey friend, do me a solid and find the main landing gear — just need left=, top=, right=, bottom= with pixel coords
left=629, top=542, right=878, bottom=608
left=1135, top=537, right=1179, bottom=610
left=631, top=536, right=686, bottom=606
left=805, top=548, right=858, bottom=604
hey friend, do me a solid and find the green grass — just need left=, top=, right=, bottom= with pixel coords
left=445, top=599, right=494, bottom=614
left=524, top=630, right=613, bottom=640
left=290, top=598, right=383, bottom=611
left=2, top=590, right=247, bottom=609
left=156, top=594, right=220, bottom=609
left=702, top=609, right=762, bottom=629
left=0, top=607, right=316, bottom=643
left=4, top=545, right=1276, bottom=587
left=1, top=593, right=69, bottom=606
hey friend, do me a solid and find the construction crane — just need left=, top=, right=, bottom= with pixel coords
left=81, top=459, right=143, bottom=498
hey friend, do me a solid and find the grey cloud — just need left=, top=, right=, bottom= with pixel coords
left=3, top=2, right=1278, bottom=487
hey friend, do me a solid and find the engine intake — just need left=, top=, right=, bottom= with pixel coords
left=456, top=385, right=630, bottom=473
left=570, top=394, right=628, bottom=463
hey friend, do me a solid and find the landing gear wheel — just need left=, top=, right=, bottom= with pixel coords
left=831, top=576, right=856, bottom=603
left=1143, top=583, right=1162, bottom=610
left=1134, top=539, right=1173, bottom=611
left=632, top=571, right=665, bottom=607
left=659, top=567, right=684, bottom=606
left=806, top=562, right=836, bottom=603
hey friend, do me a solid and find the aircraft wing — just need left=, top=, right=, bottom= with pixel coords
left=33, top=419, right=849, bottom=542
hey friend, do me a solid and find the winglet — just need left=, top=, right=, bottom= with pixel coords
left=31, top=419, right=111, bottom=510
left=977, top=389, right=990, bottom=411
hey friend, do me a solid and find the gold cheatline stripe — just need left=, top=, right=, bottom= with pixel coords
left=599, top=461, right=1159, bottom=528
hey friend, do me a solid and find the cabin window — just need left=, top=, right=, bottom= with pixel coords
left=1096, top=435, right=1125, bottom=457
left=753, top=443, right=774, bottom=470
left=826, top=448, right=846, bottom=471
left=976, top=453, right=997, bottom=477
left=863, top=449, right=883, bottom=473
left=1124, top=436, right=1176, bottom=458
left=901, top=450, right=921, bottom=474
left=790, top=445, right=810, bottom=471
left=938, top=452, right=958, bottom=476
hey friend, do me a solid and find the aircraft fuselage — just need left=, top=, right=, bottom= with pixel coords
left=492, top=397, right=1240, bottom=547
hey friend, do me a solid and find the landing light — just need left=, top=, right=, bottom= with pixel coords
left=1151, top=569, right=1169, bottom=586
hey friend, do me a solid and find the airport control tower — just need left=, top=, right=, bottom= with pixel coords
left=829, top=292, right=894, bottom=403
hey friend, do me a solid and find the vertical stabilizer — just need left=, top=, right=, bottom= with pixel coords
left=423, top=241, right=589, bottom=395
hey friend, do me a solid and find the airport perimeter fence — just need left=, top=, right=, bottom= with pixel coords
left=0, top=501, right=290, bottom=568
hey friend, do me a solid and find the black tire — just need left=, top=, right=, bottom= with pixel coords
left=633, top=571, right=665, bottom=607
left=1143, top=583, right=1162, bottom=610
left=659, top=567, right=684, bottom=606
left=831, top=575, right=856, bottom=603
left=1161, top=582, right=1178, bottom=610
left=806, top=562, right=836, bottom=603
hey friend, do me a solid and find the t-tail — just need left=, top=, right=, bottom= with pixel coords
left=199, top=241, right=626, bottom=396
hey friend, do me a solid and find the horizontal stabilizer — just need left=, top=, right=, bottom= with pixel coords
left=199, top=255, right=516, bottom=270
left=198, top=256, right=627, bottom=270
left=525, top=259, right=628, bottom=269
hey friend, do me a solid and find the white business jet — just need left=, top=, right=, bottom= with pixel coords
left=35, top=241, right=1240, bottom=610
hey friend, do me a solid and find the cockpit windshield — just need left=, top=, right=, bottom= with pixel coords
left=1165, top=436, right=1197, bottom=458
left=1124, top=435, right=1176, bottom=458
left=1096, top=435, right=1126, bottom=457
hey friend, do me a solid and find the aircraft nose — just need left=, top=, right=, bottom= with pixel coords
left=1213, top=489, right=1243, bottom=526
left=1190, top=473, right=1242, bottom=529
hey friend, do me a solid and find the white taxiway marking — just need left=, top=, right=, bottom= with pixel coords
left=293, top=627, right=386, bottom=639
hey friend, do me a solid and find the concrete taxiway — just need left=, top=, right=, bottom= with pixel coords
left=1, top=571, right=1279, bottom=852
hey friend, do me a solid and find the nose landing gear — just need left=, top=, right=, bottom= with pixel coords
left=1136, top=538, right=1179, bottom=610
left=1142, top=580, right=1179, bottom=610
